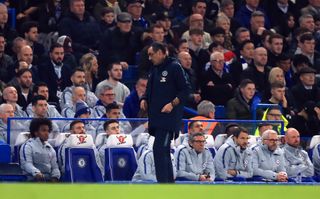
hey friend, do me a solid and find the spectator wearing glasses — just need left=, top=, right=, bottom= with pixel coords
left=201, top=51, right=234, bottom=106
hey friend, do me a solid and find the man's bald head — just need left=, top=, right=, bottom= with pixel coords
left=285, top=128, right=300, bottom=148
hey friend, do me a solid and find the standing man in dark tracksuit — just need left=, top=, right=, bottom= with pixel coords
left=140, top=42, right=189, bottom=183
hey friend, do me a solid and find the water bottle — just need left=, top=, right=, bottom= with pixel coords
left=296, top=172, right=302, bottom=183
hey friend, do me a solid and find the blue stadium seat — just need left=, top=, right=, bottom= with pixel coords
left=0, top=163, right=26, bottom=182
left=0, top=143, right=11, bottom=163
left=122, top=65, right=139, bottom=89
left=215, top=105, right=226, bottom=119
left=63, top=134, right=103, bottom=182
left=13, top=132, right=30, bottom=163
left=205, top=135, right=216, bottom=159
left=104, top=134, right=137, bottom=181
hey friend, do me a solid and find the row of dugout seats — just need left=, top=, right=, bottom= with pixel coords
left=1, top=133, right=320, bottom=182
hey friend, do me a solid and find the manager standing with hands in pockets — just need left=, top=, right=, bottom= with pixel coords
left=140, top=42, right=189, bottom=183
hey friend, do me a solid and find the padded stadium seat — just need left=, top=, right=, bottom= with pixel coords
left=205, top=135, right=216, bottom=158
left=248, top=135, right=259, bottom=147
left=54, top=133, right=71, bottom=147
left=215, top=105, right=226, bottom=119
left=104, top=134, right=137, bottom=181
left=175, top=134, right=187, bottom=147
left=310, top=135, right=320, bottom=149
left=0, top=143, right=11, bottom=163
left=95, top=133, right=107, bottom=149
left=214, top=134, right=227, bottom=149
left=135, top=132, right=149, bottom=147
left=13, top=132, right=30, bottom=163
left=64, top=134, right=103, bottom=182
left=308, top=135, right=320, bottom=159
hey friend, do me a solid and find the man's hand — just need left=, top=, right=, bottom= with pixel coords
left=281, top=95, right=288, bottom=108
left=276, top=172, right=288, bottom=182
left=140, top=100, right=147, bottom=111
left=161, top=103, right=173, bottom=113
left=120, top=62, right=129, bottom=70
left=34, top=173, right=45, bottom=181
left=199, top=175, right=207, bottom=181
left=227, top=169, right=237, bottom=176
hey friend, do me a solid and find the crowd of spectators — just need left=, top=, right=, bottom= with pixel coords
left=0, top=0, right=320, bottom=182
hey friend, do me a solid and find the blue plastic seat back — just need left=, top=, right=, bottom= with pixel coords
left=215, top=105, right=226, bottom=119
left=105, top=147, right=137, bottom=181
left=208, top=148, right=216, bottom=159
left=0, top=143, right=11, bottom=163
left=64, top=148, right=103, bottom=182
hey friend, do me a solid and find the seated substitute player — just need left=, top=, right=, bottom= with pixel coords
left=20, top=118, right=60, bottom=182
left=252, top=130, right=288, bottom=182
left=58, top=120, right=103, bottom=175
left=175, top=132, right=215, bottom=181
left=132, top=136, right=176, bottom=182
left=214, top=126, right=253, bottom=181
left=283, top=128, right=314, bottom=182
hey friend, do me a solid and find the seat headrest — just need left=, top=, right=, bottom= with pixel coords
left=248, top=135, right=258, bottom=146
left=95, top=133, right=107, bottom=147
left=310, top=135, right=320, bottom=149
left=214, top=134, right=227, bottom=149
left=135, top=133, right=149, bottom=147
left=147, top=135, right=175, bottom=150
left=14, top=132, right=30, bottom=146
left=106, top=134, right=133, bottom=148
left=205, top=135, right=215, bottom=148
left=54, top=133, right=71, bottom=147
left=147, top=136, right=155, bottom=149
left=65, top=134, right=94, bottom=148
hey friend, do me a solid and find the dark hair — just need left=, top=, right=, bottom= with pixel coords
left=107, top=62, right=122, bottom=71
left=299, top=33, right=314, bottom=43
left=239, top=79, right=254, bottom=88
left=270, top=81, right=285, bottom=89
left=189, top=132, right=205, bottom=142
left=208, top=42, right=223, bottom=53
left=103, top=119, right=119, bottom=131
left=49, top=43, right=64, bottom=53
left=33, top=82, right=48, bottom=94
left=70, top=120, right=84, bottom=130
left=150, top=42, right=167, bottom=54
left=32, top=95, right=47, bottom=106
left=192, top=0, right=206, bottom=7
left=188, top=120, right=198, bottom=129
left=176, top=39, right=188, bottom=49
left=235, top=27, right=250, bottom=40
left=189, top=28, right=204, bottom=36
left=268, top=33, right=283, bottom=44
left=21, top=21, right=38, bottom=34
left=149, top=24, right=164, bottom=33
left=266, top=106, right=281, bottom=114
left=100, top=7, right=114, bottom=17
left=29, top=118, right=52, bottom=138
left=16, top=68, right=32, bottom=78
left=292, top=54, right=311, bottom=68
left=72, top=67, right=85, bottom=75
left=209, top=27, right=225, bottom=36
left=232, top=126, right=248, bottom=138
left=105, top=103, right=120, bottom=113
left=239, top=40, right=254, bottom=51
